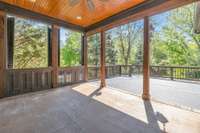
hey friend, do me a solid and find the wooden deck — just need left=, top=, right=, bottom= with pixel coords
left=0, top=83, right=199, bottom=133
left=91, top=76, right=200, bottom=111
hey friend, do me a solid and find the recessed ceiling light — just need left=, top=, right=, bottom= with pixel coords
left=29, top=0, right=36, bottom=2
left=76, top=16, right=82, bottom=20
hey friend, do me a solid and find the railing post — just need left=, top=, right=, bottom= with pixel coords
left=51, top=25, right=59, bottom=88
left=119, top=65, right=122, bottom=76
left=129, top=65, right=132, bottom=77
left=0, top=11, right=6, bottom=98
left=82, top=33, right=88, bottom=81
left=100, top=30, right=106, bottom=88
left=170, top=67, right=174, bottom=80
left=142, top=16, right=150, bottom=100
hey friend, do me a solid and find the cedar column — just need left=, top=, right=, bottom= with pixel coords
left=142, top=16, right=150, bottom=100
left=82, top=33, right=88, bottom=81
left=51, top=25, right=59, bottom=88
left=100, top=30, right=106, bottom=88
left=0, top=11, right=6, bottom=97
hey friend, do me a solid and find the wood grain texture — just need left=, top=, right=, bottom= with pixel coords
left=5, top=68, right=52, bottom=96
left=51, top=25, right=59, bottom=88
left=100, top=30, right=106, bottom=88
left=142, top=16, right=150, bottom=100
left=82, top=33, right=88, bottom=81
left=0, top=11, right=6, bottom=98
left=0, top=0, right=145, bottom=27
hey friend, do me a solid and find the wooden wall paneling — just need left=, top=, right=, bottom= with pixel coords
left=0, top=0, right=146, bottom=27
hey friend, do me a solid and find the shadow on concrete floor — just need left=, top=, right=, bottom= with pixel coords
left=144, top=100, right=168, bottom=133
left=0, top=86, right=167, bottom=133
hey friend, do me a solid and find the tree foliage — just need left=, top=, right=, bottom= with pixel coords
left=13, top=17, right=48, bottom=69
left=60, top=30, right=81, bottom=67
left=87, top=34, right=100, bottom=66
left=151, top=3, right=200, bottom=66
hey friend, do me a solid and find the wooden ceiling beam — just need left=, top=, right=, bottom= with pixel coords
left=0, top=1, right=84, bottom=32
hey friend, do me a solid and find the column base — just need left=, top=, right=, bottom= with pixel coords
left=100, top=81, right=106, bottom=88
left=142, top=94, right=150, bottom=101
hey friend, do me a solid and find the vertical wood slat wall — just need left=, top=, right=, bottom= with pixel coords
left=6, top=68, right=52, bottom=96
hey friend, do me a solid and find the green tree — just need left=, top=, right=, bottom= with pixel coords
left=105, top=32, right=117, bottom=65
left=14, top=17, right=48, bottom=69
left=151, top=3, right=200, bottom=66
left=87, top=33, right=100, bottom=66
left=60, top=30, right=81, bottom=67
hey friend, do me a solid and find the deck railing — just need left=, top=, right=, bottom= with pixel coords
left=58, top=66, right=84, bottom=86
left=5, top=65, right=199, bottom=97
left=88, top=65, right=200, bottom=81
left=88, top=66, right=100, bottom=80
left=151, top=66, right=200, bottom=81
left=5, top=66, right=85, bottom=96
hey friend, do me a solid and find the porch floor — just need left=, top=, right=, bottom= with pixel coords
left=91, top=76, right=200, bottom=111
left=0, top=83, right=200, bottom=133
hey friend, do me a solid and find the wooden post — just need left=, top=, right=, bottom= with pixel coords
left=142, top=16, right=150, bottom=100
left=100, top=30, right=106, bottom=88
left=119, top=65, right=122, bottom=76
left=51, top=25, right=59, bottom=88
left=0, top=11, right=6, bottom=97
left=7, top=17, right=14, bottom=69
left=82, top=33, right=88, bottom=81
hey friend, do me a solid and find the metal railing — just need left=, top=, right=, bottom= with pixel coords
left=88, top=65, right=200, bottom=81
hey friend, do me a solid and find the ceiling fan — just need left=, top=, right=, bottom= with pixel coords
left=69, top=0, right=109, bottom=11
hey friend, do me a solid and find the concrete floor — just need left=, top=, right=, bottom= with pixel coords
left=0, top=83, right=200, bottom=133
left=93, top=76, right=200, bottom=111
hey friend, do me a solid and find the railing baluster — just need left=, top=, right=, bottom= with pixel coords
left=170, top=67, right=173, bottom=80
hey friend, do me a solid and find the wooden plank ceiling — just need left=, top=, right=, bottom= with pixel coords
left=1, top=0, right=145, bottom=27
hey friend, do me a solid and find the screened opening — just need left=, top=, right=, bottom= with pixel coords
left=7, top=15, right=49, bottom=69
left=87, top=33, right=101, bottom=80
left=104, top=19, right=144, bottom=95
left=149, top=1, right=200, bottom=110
left=59, top=28, right=82, bottom=67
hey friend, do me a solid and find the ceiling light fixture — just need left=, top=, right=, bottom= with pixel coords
left=29, top=0, right=36, bottom=2
left=76, top=16, right=82, bottom=20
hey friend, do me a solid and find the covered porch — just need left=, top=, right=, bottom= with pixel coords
left=0, top=0, right=200, bottom=133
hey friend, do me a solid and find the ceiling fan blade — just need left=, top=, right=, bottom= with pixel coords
left=68, top=0, right=80, bottom=7
left=87, top=0, right=95, bottom=11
